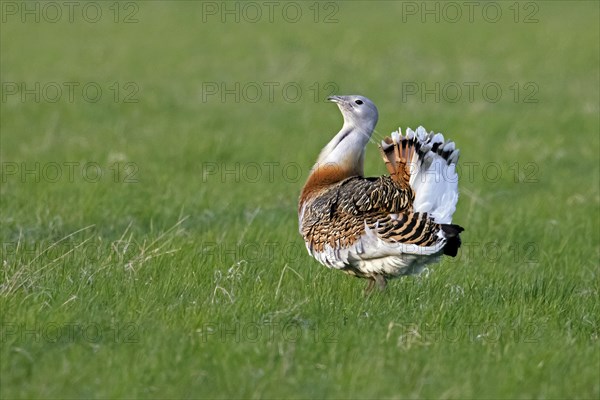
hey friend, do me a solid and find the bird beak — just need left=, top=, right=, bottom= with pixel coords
left=327, top=95, right=342, bottom=103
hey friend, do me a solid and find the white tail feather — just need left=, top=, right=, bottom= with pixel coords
left=396, top=126, right=460, bottom=224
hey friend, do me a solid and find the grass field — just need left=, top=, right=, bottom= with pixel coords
left=1, top=1, right=599, bottom=398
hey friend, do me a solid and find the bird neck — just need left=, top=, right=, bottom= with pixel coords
left=316, top=123, right=372, bottom=172
left=300, top=125, right=371, bottom=201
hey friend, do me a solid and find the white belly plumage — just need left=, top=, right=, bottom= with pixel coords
left=306, top=222, right=446, bottom=278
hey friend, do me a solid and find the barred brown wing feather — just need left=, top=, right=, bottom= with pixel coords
left=336, top=176, right=414, bottom=214
left=367, top=212, right=440, bottom=247
left=300, top=176, right=415, bottom=253
left=303, top=210, right=366, bottom=253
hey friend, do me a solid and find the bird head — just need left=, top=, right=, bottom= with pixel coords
left=328, top=95, right=379, bottom=134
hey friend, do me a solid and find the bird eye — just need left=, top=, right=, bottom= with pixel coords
left=355, top=99, right=363, bottom=105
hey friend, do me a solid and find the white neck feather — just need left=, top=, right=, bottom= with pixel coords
left=314, top=123, right=372, bottom=176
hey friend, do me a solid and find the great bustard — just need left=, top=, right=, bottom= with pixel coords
left=298, top=95, right=464, bottom=292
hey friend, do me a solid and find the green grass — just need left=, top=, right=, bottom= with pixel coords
left=1, top=1, right=599, bottom=398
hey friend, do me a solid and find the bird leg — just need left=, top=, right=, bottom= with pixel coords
left=364, top=278, right=375, bottom=295
left=364, top=275, right=387, bottom=295
left=374, top=274, right=387, bottom=291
